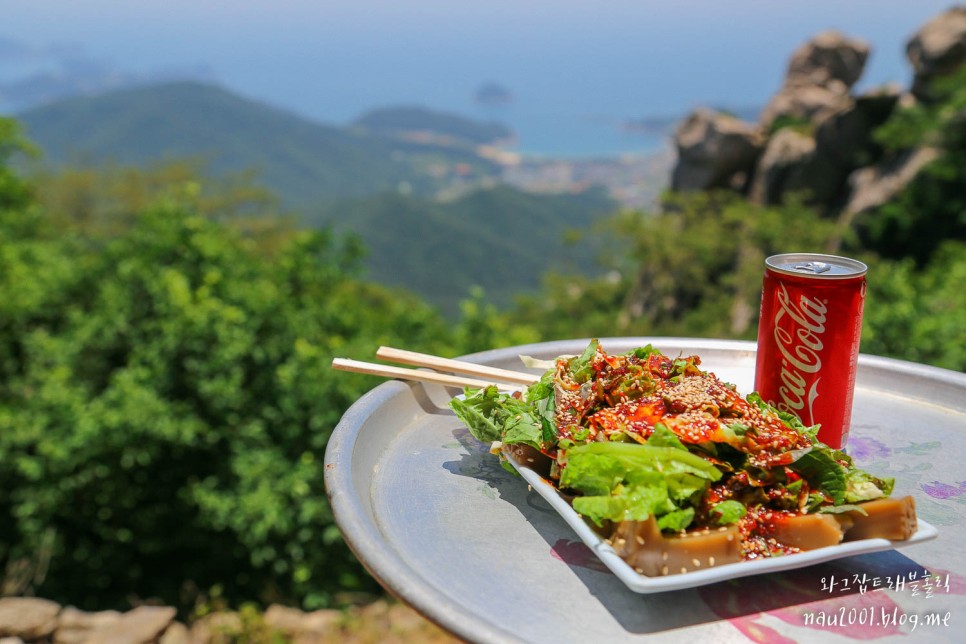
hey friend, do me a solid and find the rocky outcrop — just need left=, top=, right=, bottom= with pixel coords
left=669, top=7, right=962, bottom=217
left=671, top=108, right=763, bottom=192
left=844, top=147, right=940, bottom=215
left=760, top=31, right=869, bottom=129
left=759, top=85, right=852, bottom=132
left=0, top=598, right=59, bottom=641
left=748, top=129, right=816, bottom=204
left=907, top=6, right=966, bottom=101
left=785, top=30, right=871, bottom=92
left=82, top=606, right=176, bottom=644
left=54, top=608, right=123, bottom=644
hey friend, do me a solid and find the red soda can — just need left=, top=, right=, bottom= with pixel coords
left=754, top=253, right=867, bottom=449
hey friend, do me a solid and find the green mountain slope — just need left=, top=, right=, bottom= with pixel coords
left=312, top=185, right=616, bottom=314
left=16, top=81, right=501, bottom=208
left=14, top=81, right=621, bottom=312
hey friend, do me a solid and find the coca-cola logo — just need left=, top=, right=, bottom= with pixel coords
left=773, top=283, right=827, bottom=424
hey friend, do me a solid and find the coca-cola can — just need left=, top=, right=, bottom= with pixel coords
left=754, top=253, right=868, bottom=449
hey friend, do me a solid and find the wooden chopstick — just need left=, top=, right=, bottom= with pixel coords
left=331, top=358, right=517, bottom=390
left=376, top=346, right=541, bottom=386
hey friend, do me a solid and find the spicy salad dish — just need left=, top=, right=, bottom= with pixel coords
left=450, top=340, right=923, bottom=580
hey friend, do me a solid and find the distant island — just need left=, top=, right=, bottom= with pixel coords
left=474, top=82, right=513, bottom=106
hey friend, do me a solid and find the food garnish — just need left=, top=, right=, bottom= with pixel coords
left=449, top=340, right=917, bottom=576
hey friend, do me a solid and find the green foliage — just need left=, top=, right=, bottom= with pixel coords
left=31, top=158, right=291, bottom=241
left=0, top=118, right=37, bottom=214
left=0, top=180, right=461, bottom=611
left=516, top=191, right=840, bottom=340
left=861, top=67, right=966, bottom=264
left=450, top=287, right=539, bottom=354
left=312, top=185, right=616, bottom=315
left=766, top=113, right=814, bottom=137
left=861, top=242, right=966, bottom=372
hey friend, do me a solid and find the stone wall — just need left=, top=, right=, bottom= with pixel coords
left=0, top=597, right=458, bottom=644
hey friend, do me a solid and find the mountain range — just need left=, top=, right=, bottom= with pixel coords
left=16, top=81, right=504, bottom=211
left=12, top=80, right=621, bottom=313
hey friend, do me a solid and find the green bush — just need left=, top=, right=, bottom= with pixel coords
left=861, top=242, right=966, bottom=372
left=861, top=67, right=966, bottom=264
left=515, top=191, right=839, bottom=340
left=0, top=175, right=456, bottom=610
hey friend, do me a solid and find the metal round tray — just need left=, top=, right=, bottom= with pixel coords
left=325, top=338, right=966, bottom=643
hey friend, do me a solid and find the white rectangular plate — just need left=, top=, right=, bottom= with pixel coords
left=507, top=453, right=939, bottom=593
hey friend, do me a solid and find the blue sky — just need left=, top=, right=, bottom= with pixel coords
left=1, top=1, right=957, bottom=155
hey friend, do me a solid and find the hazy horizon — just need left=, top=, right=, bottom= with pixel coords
left=2, top=1, right=958, bottom=156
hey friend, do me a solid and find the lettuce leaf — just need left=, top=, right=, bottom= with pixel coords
left=449, top=386, right=542, bottom=448
left=525, top=371, right=558, bottom=445
left=657, top=507, right=695, bottom=531
left=560, top=442, right=720, bottom=528
left=562, top=442, right=722, bottom=483
left=569, top=339, right=599, bottom=383
left=845, top=469, right=894, bottom=503
left=710, top=500, right=747, bottom=525
left=787, top=444, right=895, bottom=508
left=789, top=447, right=848, bottom=504
left=746, top=391, right=820, bottom=441
left=645, top=423, right=686, bottom=450
left=573, top=473, right=678, bottom=526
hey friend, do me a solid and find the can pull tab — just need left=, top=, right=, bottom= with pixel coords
left=794, top=261, right=831, bottom=274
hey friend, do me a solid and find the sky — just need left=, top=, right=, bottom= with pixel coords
left=0, top=1, right=958, bottom=156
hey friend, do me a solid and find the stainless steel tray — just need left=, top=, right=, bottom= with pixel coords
left=325, top=338, right=966, bottom=643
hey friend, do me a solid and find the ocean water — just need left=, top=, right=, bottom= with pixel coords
left=464, top=104, right=670, bottom=158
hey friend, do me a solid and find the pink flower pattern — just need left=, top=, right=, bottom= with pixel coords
left=921, top=480, right=966, bottom=500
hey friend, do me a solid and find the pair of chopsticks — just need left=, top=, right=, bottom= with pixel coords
left=331, top=346, right=540, bottom=390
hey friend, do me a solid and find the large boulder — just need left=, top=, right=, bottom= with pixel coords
left=785, top=30, right=871, bottom=92
left=806, top=84, right=904, bottom=204
left=671, top=108, right=763, bottom=192
left=0, top=598, right=60, bottom=641
left=749, top=128, right=817, bottom=205
left=760, top=31, right=869, bottom=129
left=760, top=85, right=853, bottom=131
left=54, top=607, right=122, bottom=644
left=907, top=7, right=966, bottom=101
left=83, top=606, right=176, bottom=644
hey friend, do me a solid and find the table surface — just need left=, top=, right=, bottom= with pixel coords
left=325, top=338, right=966, bottom=643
